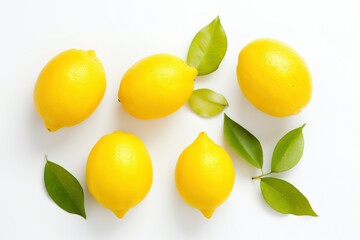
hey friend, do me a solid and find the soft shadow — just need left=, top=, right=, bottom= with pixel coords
left=170, top=180, right=210, bottom=236
left=114, top=102, right=182, bottom=142
left=82, top=187, right=124, bottom=235
left=227, top=92, right=292, bottom=138
left=27, top=100, right=96, bottom=155
left=27, top=104, right=67, bottom=154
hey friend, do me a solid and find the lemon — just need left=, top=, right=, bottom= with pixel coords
left=118, top=54, right=197, bottom=119
left=175, top=132, right=235, bottom=218
left=86, top=131, right=153, bottom=218
left=237, top=38, right=312, bottom=117
left=34, top=49, right=106, bottom=131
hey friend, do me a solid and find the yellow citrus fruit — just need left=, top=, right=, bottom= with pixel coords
left=118, top=54, right=197, bottom=119
left=86, top=131, right=153, bottom=218
left=175, top=132, right=235, bottom=219
left=34, top=49, right=106, bottom=131
left=237, top=38, right=312, bottom=117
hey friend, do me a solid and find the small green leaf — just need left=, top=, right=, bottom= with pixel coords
left=260, top=177, right=317, bottom=216
left=271, top=124, right=305, bottom=173
left=223, top=114, right=263, bottom=169
left=189, top=88, right=228, bottom=117
left=187, top=16, right=227, bottom=75
left=44, top=156, right=86, bottom=219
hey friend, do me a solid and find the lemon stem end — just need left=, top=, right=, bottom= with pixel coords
left=200, top=208, right=215, bottom=219
left=112, top=209, right=128, bottom=218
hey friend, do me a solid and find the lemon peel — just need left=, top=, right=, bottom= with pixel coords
left=86, top=131, right=153, bottom=218
left=118, top=53, right=197, bottom=119
left=237, top=38, right=312, bottom=117
left=175, top=132, right=235, bottom=219
left=34, top=49, right=106, bottom=131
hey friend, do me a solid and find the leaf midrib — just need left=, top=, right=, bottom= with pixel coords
left=196, top=20, right=218, bottom=71
left=46, top=162, right=85, bottom=216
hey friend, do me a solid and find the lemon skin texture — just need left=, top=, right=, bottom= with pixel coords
left=86, top=131, right=153, bottom=218
left=175, top=132, right=235, bottom=218
left=118, top=54, right=197, bottom=120
left=34, top=49, right=106, bottom=131
left=237, top=39, right=312, bottom=117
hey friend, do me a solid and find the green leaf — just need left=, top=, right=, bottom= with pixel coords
left=271, top=124, right=305, bottom=173
left=189, top=88, right=228, bottom=117
left=187, top=16, right=227, bottom=75
left=260, top=177, right=317, bottom=216
left=44, top=156, right=86, bottom=219
left=223, top=114, right=263, bottom=169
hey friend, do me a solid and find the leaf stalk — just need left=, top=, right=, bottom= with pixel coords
left=252, top=172, right=272, bottom=180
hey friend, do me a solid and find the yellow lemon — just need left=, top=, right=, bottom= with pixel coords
left=237, top=39, right=312, bottom=117
left=118, top=54, right=197, bottom=119
left=34, top=49, right=106, bottom=131
left=175, top=132, right=235, bottom=218
left=86, top=131, right=153, bottom=218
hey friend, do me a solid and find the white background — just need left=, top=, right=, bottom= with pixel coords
left=1, top=0, right=359, bottom=239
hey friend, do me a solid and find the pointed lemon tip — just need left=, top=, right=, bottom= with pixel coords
left=45, top=124, right=58, bottom=132
left=43, top=119, right=59, bottom=132
left=86, top=50, right=96, bottom=56
left=194, top=132, right=214, bottom=146
left=190, top=66, right=198, bottom=78
left=112, top=209, right=128, bottom=218
left=200, top=209, right=215, bottom=219
left=198, top=132, right=208, bottom=139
